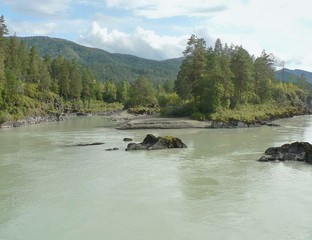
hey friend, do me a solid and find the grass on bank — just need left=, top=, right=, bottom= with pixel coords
left=161, top=100, right=307, bottom=123
left=210, top=103, right=304, bottom=123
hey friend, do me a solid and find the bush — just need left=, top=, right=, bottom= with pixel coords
left=0, top=111, right=11, bottom=125
left=128, top=106, right=160, bottom=115
left=190, top=112, right=206, bottom=121
left=160, top=102, right=194, bottom=117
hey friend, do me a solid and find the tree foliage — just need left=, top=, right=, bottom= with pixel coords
left=175, top=35, right=311, bottom=116
left=128, top=77, right=156, bottom=107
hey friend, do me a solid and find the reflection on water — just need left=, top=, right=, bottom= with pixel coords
left=0, top=115, right=312, bottom=240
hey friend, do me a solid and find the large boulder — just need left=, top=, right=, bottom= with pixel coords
left=126, top=134, right=187, bottom=151
left=258, top=142, right=312, bottom=164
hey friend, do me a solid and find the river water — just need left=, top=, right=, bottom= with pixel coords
left=0, top=116, right=312, bottom=240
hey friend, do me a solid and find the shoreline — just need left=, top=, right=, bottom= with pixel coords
left=1, top=109, right=311, bottom=130
left=0, top=114, right=63, bottom=128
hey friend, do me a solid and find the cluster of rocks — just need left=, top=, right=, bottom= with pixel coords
left=125, top=134, right=187, bottom=151
left=258, top=142, right=312, bottom=164
left=63, top=134, right=186, bottom=152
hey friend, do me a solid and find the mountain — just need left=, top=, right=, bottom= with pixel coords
left=19, top=36, right=183, bottom=83
left=275, top=68, right=312, bottom=84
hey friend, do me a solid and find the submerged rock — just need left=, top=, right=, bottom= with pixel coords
left=258, top=142, right=312, bottom=164
left=125, top=134, right=187, bottom=151
left=66, top=142, right=105, bottom=147
left=123, top=137, right=133, bottom=142
left=106, top=148, right=119, bottom=151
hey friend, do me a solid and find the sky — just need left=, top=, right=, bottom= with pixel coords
left=1, top=0, right=312, bottom=71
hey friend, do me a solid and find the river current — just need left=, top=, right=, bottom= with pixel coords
left=0, top=116, right=312, bottom=240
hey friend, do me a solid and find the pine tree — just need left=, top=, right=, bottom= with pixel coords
left=254, top=50, right=275, bottom=103
left=175, top=35, right=207, bottom=102
left=27, top=46, right=40, bottom=83
left=230, top=46, right=254, bottom=107
left=0, top=15, right=8, bottom=81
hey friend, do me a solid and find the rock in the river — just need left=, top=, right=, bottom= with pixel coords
left=258, top=142, right=312, bottom=164
left=106, top=147, right=119, bottom=151
left=66, top=142, right=105, bottom=147
left=125, top=134, right=187, bottom=151
left=123, top=137, right=133, bottom=142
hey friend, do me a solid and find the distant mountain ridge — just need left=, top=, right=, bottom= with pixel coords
left=17, top=36, right=312, bottom=85
left=275, top=68, right=312, bottom=84
left=19, top=36, right=183, bottom=83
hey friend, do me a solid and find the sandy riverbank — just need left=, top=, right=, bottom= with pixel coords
left=105, top=110, right=211, bottom=129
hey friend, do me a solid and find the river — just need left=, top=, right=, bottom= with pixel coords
left=0, top=115, right=312, bottom=240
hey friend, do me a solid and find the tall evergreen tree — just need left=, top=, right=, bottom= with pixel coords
left=175, top=35, right=207, bottom=102
left=27, top=46, right=40, bottom=83
left=254, top=50, right=275, bottom=103
left=0, top=15, right=8, bottom=81
left=230, top=46, right=254, bottom=107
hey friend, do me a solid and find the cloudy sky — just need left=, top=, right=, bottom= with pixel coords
left=1, top=0, right=311, bottom=71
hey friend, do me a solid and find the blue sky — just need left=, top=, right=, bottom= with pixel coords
left=1, top=0, right=311, bottom=71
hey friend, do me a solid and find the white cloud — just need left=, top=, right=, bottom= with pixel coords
left=103, top=0, right=312, bottom=70
left=7, top=19, right=89, bottom=38
left=106, top=0, right=234, bottom=18
left=79, top=21, right=189, bottom=60
left=8, top=21, right=59, bottom=36
left=3, top=0, right=312, bottom=70
left=3, top=0, right=71, bottom=17
left=196, top=0, right=312, bottom=71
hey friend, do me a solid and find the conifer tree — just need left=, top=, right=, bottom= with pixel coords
left=0, top=15, right=8, bottom=81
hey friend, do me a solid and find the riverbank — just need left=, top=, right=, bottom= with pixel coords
left=0, top=114, right=64, bottom=128
left=111, top=105, right=311, bottom=130
left=102, top=110, right=210, bottom=129
left=1, top=105, right=311, bottom=130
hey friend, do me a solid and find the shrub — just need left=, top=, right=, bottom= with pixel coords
left=0, top=111, right=11, bottom=125
left=190, top=112, right=206, bottom=121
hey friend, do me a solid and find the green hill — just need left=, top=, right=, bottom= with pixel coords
left=275, top=68, right=312, bottom=84
left=19, top=36, right=183, bottom=83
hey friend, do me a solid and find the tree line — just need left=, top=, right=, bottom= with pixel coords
left=0, top=15, right=310, bottom=123
left=175, top=35, right=311, bottom=116
left=0, top=16, right=174, bottom=123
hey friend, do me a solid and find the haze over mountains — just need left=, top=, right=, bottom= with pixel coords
left=19, top=36, right=312, bottom=85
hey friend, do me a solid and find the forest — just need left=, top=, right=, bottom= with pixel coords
left=173, top=35, right=312, bottom=121
left=0, top=16, right=311, bottom=125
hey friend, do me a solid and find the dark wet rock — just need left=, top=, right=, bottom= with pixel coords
left=126, top=142, right=147, bottom=151
left=106, top=147, right=119, bottom=151
left=66, top=142, right=105, bottom=147
left=258, top=142, right=312, bottom=164
left=125, top=134, right=187, bottom=151
left=123, top=138, right=133, bottom=142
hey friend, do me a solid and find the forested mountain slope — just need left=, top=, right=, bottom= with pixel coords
left=275, top=68, right=312, bottom=83
left=19, top=36, right=182, bottom=83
